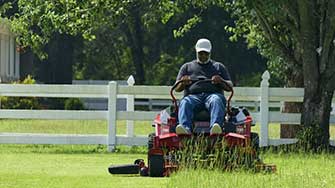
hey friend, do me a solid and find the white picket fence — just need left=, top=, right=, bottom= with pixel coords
left=0, top=71, right=334, bottom=151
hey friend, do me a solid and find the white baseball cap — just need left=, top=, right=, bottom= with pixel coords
left=195, top=38, right=212, bottom=53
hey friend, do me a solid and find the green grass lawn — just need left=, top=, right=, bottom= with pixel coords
left=0, top=145, right=167, bottom=188
left=1, top=144, right=335, bottom=188
left=0, top=119, right=334, bottom=139
left=1, top=119, right=335, bottom=187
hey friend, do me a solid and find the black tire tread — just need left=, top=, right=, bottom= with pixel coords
left=148, top=155, right=164, bottom=177
left=148, top=133, right=155, bottom=150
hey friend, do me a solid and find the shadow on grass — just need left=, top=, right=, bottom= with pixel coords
left=260, top=143, right=335, bottom=154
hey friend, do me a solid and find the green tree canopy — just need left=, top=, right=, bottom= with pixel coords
left=2, top=0, right=266, bottom=85
left=165, top=0, right=335, bottom=149
left=230, top=0, right=335, bottom=149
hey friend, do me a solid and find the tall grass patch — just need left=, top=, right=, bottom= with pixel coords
left=168, top=152, right=335, bottom=188
left=177, top=135, right=259, bottom=172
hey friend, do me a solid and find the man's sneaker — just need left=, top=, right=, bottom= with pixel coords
left=210, top=123, right=222, bottom=135
left=176, top=124, right=191, bottom=135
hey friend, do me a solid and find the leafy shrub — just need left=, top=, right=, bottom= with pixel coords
left=1, top=97, right=40, bottom=109
left=64, top=98, right=85, bottom=110
left=0, top=75, right=41, bottom=109
left=296, top=124, right=326, bottom=152
left=39, top=98, right=66, bottom=110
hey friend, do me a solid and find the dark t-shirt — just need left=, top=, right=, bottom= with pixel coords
left=176, top=60, right=231, bottom=95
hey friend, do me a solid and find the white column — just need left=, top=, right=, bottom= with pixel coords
left=0, top=34, right=6, bottom=81
left=108, top=81, right=118, bottom=152
left=126, top=75, right=135, bottom=137
left=15, top=44, right=20, bottom=79
left=9, top=36, right=15, bottom=79
left=4, top=34, right=9, bottom=78
left=260, top=70, right=270, bottom=147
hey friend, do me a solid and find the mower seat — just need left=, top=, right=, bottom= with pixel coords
left=192, top=109, right=211, bottom=133
left=192, top=109, right=233, bottom=134
left=193, top=109, right=210, bottom=121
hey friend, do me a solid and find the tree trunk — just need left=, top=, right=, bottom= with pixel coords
left=36, top=33, right=74, bottom=84
left=124, top=3, right=145, bottom=84
left=280, top=62, right=304, bottom=138
left=298, top=0, right=334, bottom=149
left=280, top=102, right=302, bottom=138
left=300, top=83, right=333, bottom=148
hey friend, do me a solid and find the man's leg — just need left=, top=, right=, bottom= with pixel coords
left=205, top=93, right=226, bottom=127
left=178, top=94, right=202, bottom=132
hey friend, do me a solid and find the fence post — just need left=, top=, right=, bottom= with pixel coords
left=260, top=70, right=270, bottom=147
left=108, top=81, right=118, bottom=152
left=126, top=75, right=135, bottom=137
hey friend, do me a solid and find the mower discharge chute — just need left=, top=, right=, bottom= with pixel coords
left=108, top=78, right=276, bottom=177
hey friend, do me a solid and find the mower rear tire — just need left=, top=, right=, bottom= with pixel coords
left=148, top=154, right=164, bottom=177
left=251, top=132, right=260, bottom=153
left=148, top=133, right=155, bottom=150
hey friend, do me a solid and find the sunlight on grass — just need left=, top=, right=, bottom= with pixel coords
left=251, top=123, right=281, bottom=138
left=0, top=119, right=107, bottom=134
left=0, top=119, right=155, bottom=136
left=0, top=119, right=334, bottom=139
left=0, top=145, right=167, bottom=188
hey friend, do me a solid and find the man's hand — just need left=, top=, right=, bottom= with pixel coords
left=211, top=75, right=233, bottom=91
left=175, top=75, right=192, bottom=92
left=211, top=75, right=223, bottom=84
left=180, top=75, right=192, bottom=86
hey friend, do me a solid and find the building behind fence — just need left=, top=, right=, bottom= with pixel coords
left=72, top=79, right=128, bottom=111
left=0, top=18, right=20, bottom=82
left=0, top=71, right=334, bottom=151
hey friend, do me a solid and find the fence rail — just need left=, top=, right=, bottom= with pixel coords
left=0, top=71, right=334, bottom=151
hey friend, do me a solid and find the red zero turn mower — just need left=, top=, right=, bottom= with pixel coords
left=108, top=78, right=276, bottom=177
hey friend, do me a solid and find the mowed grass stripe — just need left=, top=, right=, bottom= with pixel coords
left=0, top=146, right=167, bottom=188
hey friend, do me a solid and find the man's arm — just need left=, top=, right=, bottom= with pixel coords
left=175, top=64, right=191, bottom=92
left=175, top=75, right=192, bottom=92
left=215, top=63, right=233, bottom=91
left=222, top=80, right=233, bottom=91
left=211, top=75, right=233, bottom=91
